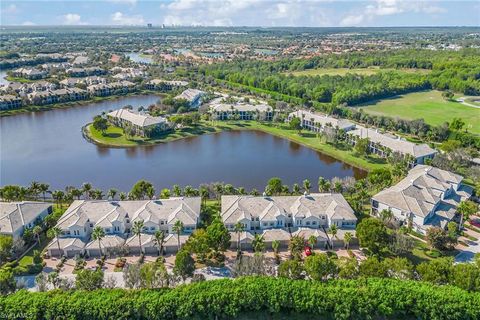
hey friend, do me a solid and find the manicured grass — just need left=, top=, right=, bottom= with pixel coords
left=404, top=238, right=458, bottom=265
left=358, top=90, right=480, bottom=134
left=286, top=68, right=430, bottom=77
left=5, top=76, right=35, bottom=83
left=87, top=120, right=386, bottom=172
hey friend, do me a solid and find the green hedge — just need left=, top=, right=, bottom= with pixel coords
left=1, top=277, right=480, bottom=320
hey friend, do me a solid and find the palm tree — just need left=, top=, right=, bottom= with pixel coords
left=172, top=220, right=184, bottom=252
left=199, top=185, right=209, bottom=206
left=344, top=232, right=353, bottom=250
left=119, top=192, right=127, bottom=201
left=153, top=230, right=166, bottom=256
left=39, top=183, right=50, bottom=202
left=33, top=225, right=42, bottom=244
left=51, top=190, right=65, bottom=208
left=302, top=179, right=311, bottom=194
left=172, top=185, right=182, bottom=197
left=47, top=227, right=62, bottom=257
left=272, top=240, right=280, bottom=255
left=146, top=186, right=155, bottom=200
left=69, top=188, right=82, bottom=200
left=183, top=186, right=194, bottom=197
left=308, top=234, right=317, bottom=250
left=379, top=209, right=393, bottom=224
left=29, top=181, right=41, bottom=200
left=107, top=188, right=118, bottom=200
left=233, top=222, right=245, bottom=251
left=132, top=220, right=144, bottom=254
left=92, top=189, right=104, bottom=200
left=292, top=183, right=300, bottom=195
left=329, top=225, right=338, bottom=249
left=252, top=234, right=265, bottom=253
left=333, top=180, right=343, bottom=193
left=213, top=183, right=224, bottom=204
left=82, top=183, right=92, bottom=200
left=92, top=226, right=105, bottom=257
left=318, top=177, right=329, bottom=193
left=457, top=200, right=478, bottom=229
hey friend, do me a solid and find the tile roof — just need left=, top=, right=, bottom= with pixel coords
left=0, top=202, right=51, bottom=235
left=107, top=108, right=168, bottom=128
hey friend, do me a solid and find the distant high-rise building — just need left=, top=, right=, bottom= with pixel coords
left=147, top=23, right=152, bottom=28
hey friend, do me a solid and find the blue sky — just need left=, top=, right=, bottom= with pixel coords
left=1, top=0, right=479, bottom=27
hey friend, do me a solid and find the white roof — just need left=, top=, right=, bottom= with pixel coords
left=289, top=110, right=355, bottom=131
left=175, top=88, right=205, bottom=102
left=211, top=102, right=272, bottom=113
left=0, top=202, right=51, bottom=235
left=348, top=125, right=437, bottom=158
left=149, top=79, right=188, bottom=86
left=47, top=237, right=86, bottom=251
left=107, top=108, right=168, bottom=128
left=86, top=235, right=125, bottom=249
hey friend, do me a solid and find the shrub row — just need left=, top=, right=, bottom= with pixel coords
left=1, top=277, right=480, bottom=320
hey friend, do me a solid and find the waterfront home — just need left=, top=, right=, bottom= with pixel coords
left=0, top=95, right=22, bottom=110
left=12, top=67, right=47, bottom=80
left=211, top=102, right=274, bottom=121
left=40, top=62, right=72, bottom=71
left=48, top=198, right=201, bottom=257
left=288, top=110, right=356, bottom=132
left=346, top=125, right=437, bottom=167
left=371, top=165, right=473, bottom=234
left=112, top=69, right=145, bottom=81
left=28, top=91, right=58, bottom=105
left=87, top=83, right=111, bottom=96
left=66, top=67, right=105, bottom=77
left=107, top=108, right=171, bottom=137
left=0, top=202, right=52, bottom=240
left=174, top=88, right=206, bottom=108
left=72, top=56, right=89, bottom=65
left=221, top=193, right=357, bottom=233
left=107, top=80, right=137, bottom=94
left=145, top=79, right=189, bottom=91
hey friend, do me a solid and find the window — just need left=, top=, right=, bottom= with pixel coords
left=105, top=228, right=110, bottom=233
left=90, top=223, right=93, bottom=227
left=160, top=221, right=164, bottom=225
left=306, top=221, right=310, bottom=226
left=150, top=226, right=155, bottom=231
left=312, top=221, right=316, bottom=225
left=263, top=222, right=267, bottom=226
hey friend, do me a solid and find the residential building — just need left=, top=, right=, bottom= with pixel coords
left=0, top=202, right=52, bottom=240
left=28, top=91, right=58, bottom=105
left=221, top=193, right=357, bottom=233
left=107, top=108, right=171, bottom=137
left=288, top=110, right=356, bottom=132
left=174, top=88, right=206, bottom=108
left=47, top=198, right=201, bottom=257
left=211, top=102, right=274, bottom=121
left=371, top=165, right=473, bottom=234
left=145, top=79, right=189, bottom=91
left=12, top=68, right=47, bottom=80
left=346, top=125, right=437, bottom=167
left=0, top=95, right=22, bottom=110
left=66, top=67, right=105, bottom=77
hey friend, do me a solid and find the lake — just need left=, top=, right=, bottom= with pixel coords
left=0, top=95, right=366, bottom=192
left=126, top=52, right=153, bottom=64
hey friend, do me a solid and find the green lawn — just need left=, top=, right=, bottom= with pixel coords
left=359, top=90, right=480, bottom=135
left=286, top=68, right=430, bottom=77
left=87, top=120, right=386, bottom=172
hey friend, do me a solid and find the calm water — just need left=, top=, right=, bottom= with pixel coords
left=0, top=95, right=365, bottom=192
left=0, top=70, right=9, bottom=86
left=126, top=53, right=153, bottom=64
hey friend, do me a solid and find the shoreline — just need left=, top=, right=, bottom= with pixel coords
left=0, top=90, right=164, bottom=117
left=84, top=120, right=385, bottom=172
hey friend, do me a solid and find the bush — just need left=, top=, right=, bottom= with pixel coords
left=0, top=277, right=479, bottom=319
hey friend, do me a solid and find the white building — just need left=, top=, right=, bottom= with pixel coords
left=0, top=202, right=52, bottom=240
left=107, top=108, right=171, bottom=137
left=174, top=88, right=206, bottom=108
left=288, top=110, right=356, bottom=132
left=211, top=102, right=273, bottom=121
left=371, top=165, right=473, bottom=234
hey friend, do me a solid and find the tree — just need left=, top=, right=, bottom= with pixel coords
left=140, top=261, right=169, bottom=289
left=292, top=183, right=300, bottom=195
left=132, top=220, right=144, bottom=254
left=308, top=235, right=317, bottom=250
left=417, top=257, right=453, bottom=285
left=272, top=240, right=280, bottom=264
left=318, top=177, right=330, bottom=193
left=39, top=183, right=50, bottom=202
left=75, top=269, right=104, bottom=290
left=69, top=188, right=82, bottom=200
left=450, top=118, right=465, bottom=131
left=234, top=222, right=245, bottom=252
left=266, top=177, right=283, bottom=195
left=0, top=269, right=16, bottom=295
left=174, top=250, right=195, bottom=281
left=172, top=220, right=184, bottom=252
left=344, top=232, right=353, bottom=250
left=29, top=181, right=41, bottom=200
left=304, top=253, right=338, bottom=281
left=278, top=259, right=304, bottom=280
left=329, top=225, right=338, bottom=249
left=356, top=218, right=389, bottom=255
left=289, top=117, right=302, bottom=133
left=186, top=229, right=210, bottom=263
left=252, top=234, right=265, bottom=253
left=457, top=200, right=478, bottom=229
left=51, top=190, right=65, bottom=208
left=337, top=257, right=359, bottom=279
left=379, top=209, right=394, bottom=225
left=441, top=90, right=454, bottom=100
left=93, top=115, right=109, bottom=135
left=288, top=235, right=304, bottom=260
left=91, top=226, right=105, bottom=257
left=384, top=257, right=414, bottom=280
left=450, top=263, right=480, bottom=292
left=32, top=225, right=42, bottom=245
left=153, top=230, right=166, bottom=256
left=354, top=138, right=370, bottom=156
left=172, top=185, right=182, bottom=197
left=160, top=188, right=171, bottom=199
left=82, top=183, right=92, bottom=200
left=426, top=227, right=450, bottom=251
left=206, top=217, right=231, bottom=255
left=47, top=227, right=62, bottom=257
left=107, top=188, right=118, bottom=200
left=0, top=235, right=13, bottom=264
left=302, top=179, right=311, bottom=194
left=359, top=257, right=388, bottom=278
left=130, top=180, right=155, bottom=200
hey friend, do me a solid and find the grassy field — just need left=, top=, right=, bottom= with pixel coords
left=286, top=67, right=430, bottom=77
left=359, top=90, right=480, bottom=135
left=87, top=120, right=386, bottom=172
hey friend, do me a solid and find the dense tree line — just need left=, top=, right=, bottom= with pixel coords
left=1, top=277, right=479, bottom=319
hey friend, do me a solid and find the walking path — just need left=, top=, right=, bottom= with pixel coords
left=456, top=97, right=480, bottom=109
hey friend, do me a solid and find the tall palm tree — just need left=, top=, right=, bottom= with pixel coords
left=292, top=183, right=300, bottom=195
left=172, top=220, right=184, bottom=252
left=82, top=183, right=92, bottom=200
left=107, top=188, right=118, bottom=200
left=119, top=192, right=127, bottom=201
left=183, top=186, right=194, bottom=197
left=33, top=225, right=42, bottom=244
left=51, top=190, right=65, bottom=208
left=47, top=227, right=62, bottom=257
left=344, top=232, right=353, bottom=250
left=69, top=188, right=82, bottom=200
left=199, top=185, right=209, bottom=206
left=302, top=179, right=311, bottom=195
left=153, top=230, right=166, bottom=256
left=146, top=186, right=155, bottom=200
left=213, top=183, right=224, bottom=204
left=132, top=220, right=144, bottom=254
left=252, top=234, right=265, bottom=253
left=308, top=234, right=317, bottom=250
left=29, top=181, right=41, bottom=200
left=233, top=222, right=245, bottom=251
left=172, top=185, right=182, bottom=197
left=272, top=240, right=280, bottom=256
left=92, top=226, right=106, bottom=256
left=329, top=225, right=338, bottom=249
left=379, top=209, right=393, bottom=224
left=39, top=183, right=50, bottom=202
left=318, top=177, right=330, bottom=193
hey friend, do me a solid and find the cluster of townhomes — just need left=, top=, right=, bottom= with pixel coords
left=210, top=101, right=274, bottom=121
left=174, top=88, right=206, bottom=108
left=107, top=108, right=172, bottom=137
left=288, top=109, right=437, bottom=167
left=0, top=164, right=473, bottom=259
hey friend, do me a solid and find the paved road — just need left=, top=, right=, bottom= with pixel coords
left=456, top=97, right=480, bottom=109
left=455, top=224, right=480, bottom=263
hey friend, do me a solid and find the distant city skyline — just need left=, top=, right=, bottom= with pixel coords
left=1, top=0, right=479, bottom=27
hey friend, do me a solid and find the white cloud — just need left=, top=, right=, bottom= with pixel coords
left=111, top=11, right=145, bottom=25
left=4, top=4, right=18, bottom=14
left=340, top=0, right=447, bottom=26
left=22, top=21, right=36, bottom=26
left=61, top=13, right=88, bottom=25
left=106, top=0, right=137, bottom=5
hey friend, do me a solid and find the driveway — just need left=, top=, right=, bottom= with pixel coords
left=455, top=222, right=480, bottom=263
